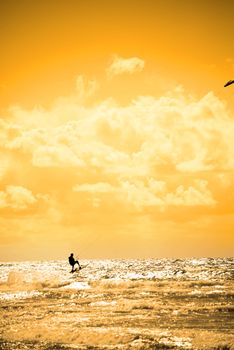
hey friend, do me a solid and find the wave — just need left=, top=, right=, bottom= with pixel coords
left=0, top=271, right=71, bottom=294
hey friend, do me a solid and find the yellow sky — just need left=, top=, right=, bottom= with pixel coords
left=0, top=0, right=234, bottom=260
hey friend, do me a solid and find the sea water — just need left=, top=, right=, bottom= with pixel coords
left=0, top=258, right=233, bottom=349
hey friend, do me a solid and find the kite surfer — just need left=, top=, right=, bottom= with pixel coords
left=68, top=253, right=81, bottom=273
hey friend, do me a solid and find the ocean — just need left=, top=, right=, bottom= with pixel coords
left=0, top=258, right=233, bottom=350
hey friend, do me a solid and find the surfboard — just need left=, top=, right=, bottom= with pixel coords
left=70, top=268, right=79, bottom=273
left=70, top=264, right=89, bottom=273
left=80, top=264, right=89, bottom=270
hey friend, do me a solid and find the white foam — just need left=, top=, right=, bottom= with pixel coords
left=7, top=271, right=26, bottom=285
left=62, top=281, right=90, bottom=290
left=0, top=290, right=41, bottom=301
left=126, top=272, right=145, bottom=279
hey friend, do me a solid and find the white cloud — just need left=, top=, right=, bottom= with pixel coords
left=1, top=58, right=234, bottom=259
left=0, top=186, right=37, bottom=210
left=164, top=180, right=216, bottom=207
left=73, top=179, right=216, bottom=209
left=107, top=55, right=145, bottom=78
left=1, top=78, right=234, bottom=218
left=73, top=182, right=115, bottom=193
left=32, top=144, right=85, bottom=168
left=2, top=90, right=234, bottom=178
left=75, top=75, right=99, bottom=101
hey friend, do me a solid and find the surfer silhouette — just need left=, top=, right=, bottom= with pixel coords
left=68, top=253, right=81, bottom=272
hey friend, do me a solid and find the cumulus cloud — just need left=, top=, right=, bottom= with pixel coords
left=0, top=186, right=37, bottom=210
left=1, top=90, right=234, bottom=203
left=107, top=55, right=145, bottom=78
left=73, top=179, right=216, bottom=209
left=73, top=182, right=115, bottom=193
left=1, top=64, right=234, bottom=258
left=32, top=144, right=85, bottom=168
left=75, top=75, right=99, bottom=100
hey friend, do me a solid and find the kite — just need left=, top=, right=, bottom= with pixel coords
left=224, top=80, right=234, bottom=87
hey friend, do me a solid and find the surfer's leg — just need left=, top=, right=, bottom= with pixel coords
left=75, top=260, right=81, bottom=269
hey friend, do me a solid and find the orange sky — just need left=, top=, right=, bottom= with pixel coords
left=0, top=0, right=234, bottom=260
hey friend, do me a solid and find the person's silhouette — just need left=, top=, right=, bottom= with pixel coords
left=68, top=253, right=81, bottom=272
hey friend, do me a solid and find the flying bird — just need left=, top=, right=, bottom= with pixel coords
left=224, top=80, right=234, bottom=87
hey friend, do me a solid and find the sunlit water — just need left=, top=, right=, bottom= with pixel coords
left=0, top=258, right=233, bottom=349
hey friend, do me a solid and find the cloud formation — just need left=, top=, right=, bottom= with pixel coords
left=0, top=186, right=37, bottom=210
left=73, top=179, right=216, bottom=210
left=1, top=87, right=233, bottom=215
left=107, top=56, right=145, bottom=78
left=1, top=62, right=234, bottom=258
